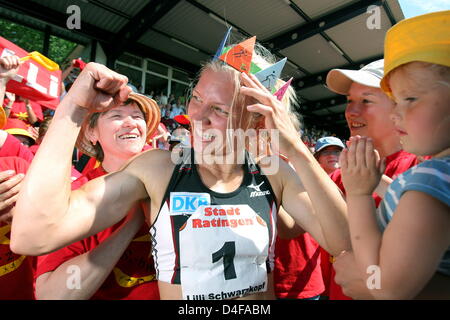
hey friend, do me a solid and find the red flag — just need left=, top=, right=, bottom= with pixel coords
left=219, top=36, right=256, bottom=74
left=72, top=58, right=86, bottom=70
left=0, top=36, right=61, bottom=109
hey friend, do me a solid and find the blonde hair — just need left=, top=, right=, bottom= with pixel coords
left=388, top=61, right=450, bottom=91
left=189, top=41, right=301, bottom=153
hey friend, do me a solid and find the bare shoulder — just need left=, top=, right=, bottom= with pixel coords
left=256, top=155, right=296, bottom=197
left=257, top=155, right=299, bottom=180
left=124, top=148, right=175, bottom=178
left=123, top=148, right=176, bottom=197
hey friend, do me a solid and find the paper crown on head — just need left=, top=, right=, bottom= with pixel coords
left=219, top=36, right=256, bottom=74
left=273, top=77, right=292, bottom=101
left=215, top=31, right=289, bottom=96
left=254, top=57, right=287, bottom=92
left=213, top=26, right=232, bottom=61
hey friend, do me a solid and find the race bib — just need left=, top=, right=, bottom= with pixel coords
left=179, top=204, right=269, bottom=300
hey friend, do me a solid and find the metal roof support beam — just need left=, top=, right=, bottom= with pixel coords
left=111, top=0, right=182, bottom=60
left=0, top=0, right=196, bottom=74
left=184, top=0, right=252, bottom=39
left=42, top=25, right=51, bottom=57
left=266, top=0, right=382, bottom=51
left=382, top=0, right=397, bottom=25
left=285, top=1, right=353, bottom=64
left=127, top=43, right=199, bottom=75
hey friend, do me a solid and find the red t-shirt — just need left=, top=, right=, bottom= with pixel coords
left=80, top=145, right=152, bottom=176
left=0, top=156, right=36, bottom=300
left=0, top=134, right=34, bottom=163
left=274, top=233, right=324, bottom=299
left=36, top=166, right=160, bottom=300
left=28, top=144, right=82, bottom=182
left=322, top=150, right=418, bottom=300
left=4, top=100, right=44, bottom=124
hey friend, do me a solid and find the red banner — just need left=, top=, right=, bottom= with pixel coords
left=0, top=36, right=61, bottom=110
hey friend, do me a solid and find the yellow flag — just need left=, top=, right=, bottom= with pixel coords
left=20, top=51, right=60, bottom=71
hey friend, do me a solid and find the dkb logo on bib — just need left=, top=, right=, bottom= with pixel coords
left=170, top=192, right=211, bottom=215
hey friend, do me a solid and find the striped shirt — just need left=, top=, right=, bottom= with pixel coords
left=377, top=156, right=450, bottom=276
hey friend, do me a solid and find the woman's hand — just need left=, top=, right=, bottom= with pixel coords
left=340, top=136, right=385, bottom=196
left=0, top=170, right=25, bottom=224
left=239, top=72, right=301, bottom=158
left=64, top=62, right=131, bottom=113
left=0, top=55, right=21, bottom=81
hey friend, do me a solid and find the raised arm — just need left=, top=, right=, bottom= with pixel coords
left=10, top=63, right=148, bottom=256
left=240, top=72, right=350, bottom=256
left=24, top=99, right=38, bottom=125
left=0, top=55, right=21, bottom=108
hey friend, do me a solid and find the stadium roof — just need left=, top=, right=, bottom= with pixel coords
left=0, top=0, right=404, bottom=135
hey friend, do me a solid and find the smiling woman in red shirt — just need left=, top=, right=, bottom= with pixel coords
left=34, top=92, right=161, bottom=300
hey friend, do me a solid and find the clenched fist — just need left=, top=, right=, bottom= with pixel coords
left=64, top=62, right=132, bottom=113
left=0, top=55, right=21, bottom=81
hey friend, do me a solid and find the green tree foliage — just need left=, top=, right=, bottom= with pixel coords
left=0, top=18, right=77, bottom=66
left=49, top=35, right=77, bottom=65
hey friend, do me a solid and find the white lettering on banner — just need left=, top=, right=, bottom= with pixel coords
left=0, top=48, right=15, bottom=58
left=49, top=75, right=59, bottom=97
left=0, top=48, right=57, bottom=97
left=26, top=63, right=47, bottom=94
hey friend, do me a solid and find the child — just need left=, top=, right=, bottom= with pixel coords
left=337, top=10, right=450, bottom=299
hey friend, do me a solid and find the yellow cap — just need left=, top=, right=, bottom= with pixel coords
left=381, top=10, right=450, bottom=95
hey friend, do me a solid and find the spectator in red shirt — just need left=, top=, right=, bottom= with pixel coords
left=3, top=118, right=36, bottom=147
left=0, top=55, right=36, bottom=299
left=0, top=55, right=34, bottom=220
left=35, top=92, right=161, bottom=300
left=3, top=94, right=43, bottom=126
left=274, top=124, right=326, bottom=300
left=320, top=59, right=418, bottom=300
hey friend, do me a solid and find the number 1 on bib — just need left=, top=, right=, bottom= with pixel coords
left=212, top=241, right=237, bottom=280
